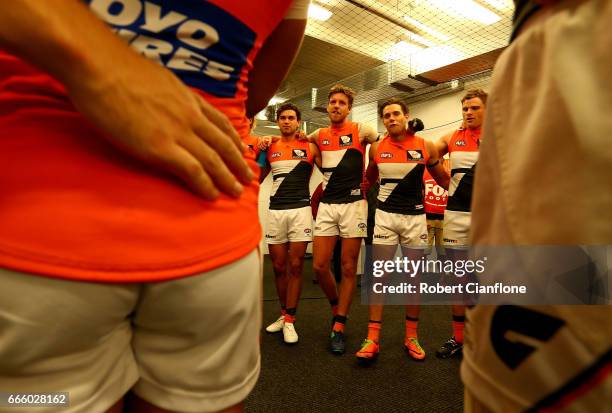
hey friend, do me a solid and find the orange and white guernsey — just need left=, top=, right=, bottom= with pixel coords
left=375, top=132, right=429, bottom=214
left=447, top=128, right=481, bottom=213
left=317, top=122, right=365, bottom=204
left=267, top=139, right=314, bottom=210
left=0, top=0, right=298, bottom=282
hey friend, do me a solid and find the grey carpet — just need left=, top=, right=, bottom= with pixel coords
left=246, top=255, right=464, bottom=413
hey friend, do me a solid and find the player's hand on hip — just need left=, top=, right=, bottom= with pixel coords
left=66, top=54, right=253, bottom=200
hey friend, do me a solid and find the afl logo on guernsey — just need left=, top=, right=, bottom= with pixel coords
left=380, top=152, right=393, bottom=159
left=407, top=150, right=423, bottom=161
left=322, top=139, right=331, bottom=146
left=339, top=134, right=353, bottom=147
left=271, top=152, right=282, bottom=158
left=85, top=0, right=256, bottom=98
left=455, top=140, right=466, bottom=147
left=292, top=149, right=307, bottom=159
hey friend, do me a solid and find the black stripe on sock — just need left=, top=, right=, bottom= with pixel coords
left=405, top=316, right=419, bottom=322
left=286, top=308, right=297, bottom=316
left=334, top=315, right=347, bottom=325
left=368, top=319, right=382, bottom=324
left=452, top=315, right=466, bottom=323
left=329, top=298, right=339, bottom=306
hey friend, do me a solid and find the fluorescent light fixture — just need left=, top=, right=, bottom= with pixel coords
left=268, top=96, right=286, bottom=106
left=255, top=110, right=268, bottom=121
left=264, top=125, right=280, bottom=129
left=411, top=45, right=464, bottom=73
left=308, top=4, right=333, bottom=22
left=385, top=40, right=424, bottom=62
left=429, top=0, right=501, bottom=25
left=403, top=16, right=450, bottom=42
left=405, top=31, right=434, bottom=48
left=480, top=0, right=513, bottom=11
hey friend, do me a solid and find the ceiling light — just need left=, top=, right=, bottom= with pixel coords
left=405, top=31, right=434, bottom=48
left=268, top=96, right=286, bottom=106
left=308, top=4, right=333, bottom=22
left=385, top=40, right=424, bottom=62
left=264, top=125, right=280, bottom=129
left=255, top=110, right=268, bottom=121
left=403, top=16, right=450, bottom=42
left=429, top=0, right=501, bottom=25
left=480, top=0, right=513, bottom=11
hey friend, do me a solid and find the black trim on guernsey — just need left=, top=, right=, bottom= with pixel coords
left=269, top=161, right=313, bottom=210
left=272, top=173, right=289, bottom=180
left=526, top=348, right=612, bottom=413
left=380, top=178, right=402, bottom=185
left=321, top=148, right=364, bottom=204
left=451, top=168, right=473, bottom=176
left=378, top=163, right=426, bottom=215
left=447, top=163, right=476, bottom=213
left=427, top=159, right=439, bottom=168
left=511, top=0, right=541, bottom=41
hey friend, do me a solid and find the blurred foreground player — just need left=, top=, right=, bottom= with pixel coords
left=463, top=0, right=612, bottom=411
left=0, top=1, right=308, bottom=412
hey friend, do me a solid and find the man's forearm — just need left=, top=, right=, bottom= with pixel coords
left=0, top=0, right=138, bottom=91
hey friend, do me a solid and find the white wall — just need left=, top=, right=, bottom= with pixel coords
left=257, top=76, right=491, bottom=254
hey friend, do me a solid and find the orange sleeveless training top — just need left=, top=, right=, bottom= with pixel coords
left=0, top=0, right=294, bottom=282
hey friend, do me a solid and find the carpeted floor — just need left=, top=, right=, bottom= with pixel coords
left=245, top=255, right=464, bottom=412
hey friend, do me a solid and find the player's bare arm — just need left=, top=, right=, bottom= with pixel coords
left=0, top=0, right=259, bottom=200
left=425, top=140, right=449, bottom=190
left=310, top=142, right=322, bottom=169
left=245, top=17, right=306, bottom=116
left=435, top=132, right=453, bottom=158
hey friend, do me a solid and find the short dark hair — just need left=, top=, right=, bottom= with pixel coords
left=379, top=98, right=408, bottom=118
left=328, top=84, right=355, bottom=107
left=276, top=103, right=301, bottom=121
left=461, top=89, right=488, bottom=105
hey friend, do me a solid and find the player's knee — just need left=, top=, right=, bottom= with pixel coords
left=272, top=261, right=287, bottom=276
left=288, top=259, right=303, bottom=276
left=312, top=259, right=330, bottom=275
left=341, top=261, right=357, bottom=277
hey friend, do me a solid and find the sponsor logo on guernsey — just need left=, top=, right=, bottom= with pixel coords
left=86, top=0, right=256, bottom=97
left=339, top=134, right=353, bottom=147
left=407, top=150, right=423, bottom=161
left=415, top=204, right=424, bottom=209
left=265, top=234, right=276, bottom=239
left=455, top=140, right=466, bottom=147
left=292, top=149, right=307, bottom=159
left=271, top=152, right=282, bottom=158
left=380, top=152, right=393, bottom=159
left=374, top=234, right=389, bottom=239
left=443, top=238, right=458, bottom=244
left=304, top=228, right=312, bottom=235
